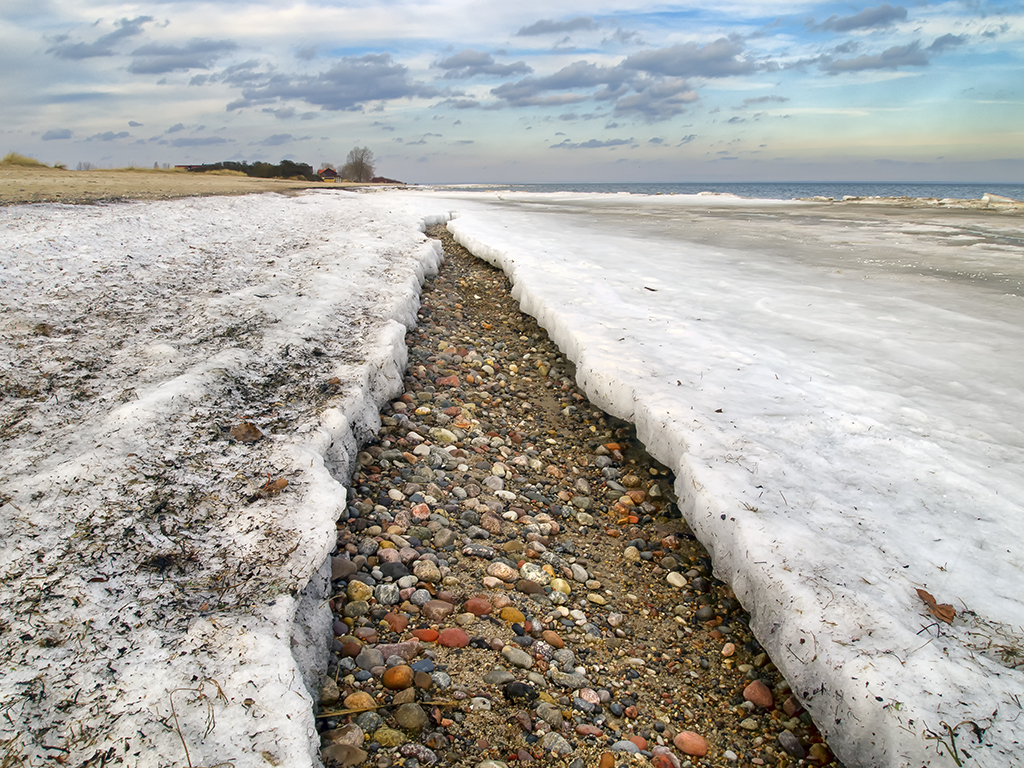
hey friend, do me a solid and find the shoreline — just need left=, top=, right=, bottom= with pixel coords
left=313, top=225, right=841, bottom=767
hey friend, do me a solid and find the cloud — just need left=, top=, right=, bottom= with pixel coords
left=169, top=136, right=229, bottom=147
left=930, top=34, right=968, bottom=52
left=550, top=137, right=634, bottom=149
left=256, top=133, right=294, bottom=146
left=622, top=38, right=755, bottom=78
left=296, top=46, right=317, bottom=61
left=88, top=131, right=130, bottom=141
left=613, top=77, right=698, bottom=120
left=128, top=120, right=143, bottom=127
left=166, top=122, right=186, bottom=133
left=823, top=41, right=928, bottom=73
left=42, top=128, right=72, bottom=140
left=516, top=17, right=597, bottom=36
left=129, top=39, right=239, bottom=75
left=741, top=95, right=789, bottom=107
left=48, top=16, right=153, bottom=60
left=263, top=107, right=296, bottom=119
left=226, top=53, right=435, bottom=112
left=491, top=61, right=626, bottom=106
left=435, top=50, right=531, bottom=79
left=678, top=134, right=697, bottom=145
left=435, top=98, right=482, bottom=109
left=648, top=137, right=665, bottom=144
left=603, top=29, right=644, bottom=46
left=816, top=4, right=907, bottom=32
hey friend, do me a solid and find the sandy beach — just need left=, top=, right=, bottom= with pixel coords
left=0, top=164, right=359, bottom=206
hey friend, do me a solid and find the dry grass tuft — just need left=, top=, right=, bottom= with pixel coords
left=1, top=152, right=47, bottom=167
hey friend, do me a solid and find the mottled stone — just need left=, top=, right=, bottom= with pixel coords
left=421, top=599, right=455, bottom=622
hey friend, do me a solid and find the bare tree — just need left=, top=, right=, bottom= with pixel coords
left=341, top=146, right=375, bottom=182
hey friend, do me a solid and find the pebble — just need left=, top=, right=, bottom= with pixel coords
left=673, top=731, right=707, bottom=756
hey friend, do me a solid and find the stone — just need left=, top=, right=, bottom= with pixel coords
left=382, top=665, right=414, bottom=690
left=743, top=680, right=774, bottom=708
left=502, top=646, right=534, bottom=669
left=464, top=596, right=493, bottom=615
left=541, top=630, right=564, bottom=649
left=438, top=627, right=470, bottom=647
left=421, top=599, right=455, bottom=621
left=322, top=724, right=364, bottom=747
left=540, top=732, right=573, bottom=756
left=486, top=561, right=519, bottom=582
left=413, top=559, right=441, bottom=582
left=393, top=703, right=430, bottom=732
left=673, top=731, right=707, bottom=756
left=666, top=572, right=688, bottom=589
left=319, top=677, right=340, bottom=706
left=499, top=606, right=525, bottom=623
left=373, top=727, right=407, bottom=747
left=320, top=745, right=366, bottom=767
left=778, top=730, right=805, bottom=758
left=342, top=691, right=375, bottom=711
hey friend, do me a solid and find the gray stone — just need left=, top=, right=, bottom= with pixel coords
left=502, top=646, right=534, bottom=669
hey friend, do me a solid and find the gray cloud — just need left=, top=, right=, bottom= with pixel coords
left=491, top=61, right=627, bottom=106
left=435, top=98, right=482, bottom=109
left=88, top=131, right=130, bottom=141
left=256, top=133, right=293, bottom=146
left=169, top=136, right=229, bottom=147
left=435, top=50, right=531, bottom=79
left=816, top=4, right=907, bottom=32
left=741, top=95, right=789, bottom=107
left=930, top=34, right=968, bottom=52
left=678, top=134, right=697, bottom=145
left=167, top=122, right=186, bottom=133
left=613, top=77, right=698, bottom=120
left=129, top=39, right=239, bottom=75
left=42, top=128, right=72, bottom=140
left=823, top=41, right=928, bottom=73
left=622, top=38, right=755, bottom=78
left=48, top=16, right=153, bottom=60
left=550, top=137, right=633, bottom=149
left=226, top=53, right=435, bottom=112
left=128, top=120, right=143, bottom=127
left=516, top=17, right=597, bottom=36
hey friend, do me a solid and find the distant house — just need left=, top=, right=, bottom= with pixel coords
left=318, top=168, right=337, bottom=182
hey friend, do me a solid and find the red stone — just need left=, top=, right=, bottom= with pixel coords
left=629, top=735, right=647, bottom=750
left=382, top=665, right=414, bottom=690
left=437, top=627, right=469, bottom=647
left=673, top=731, right=707, bottom=757
left=411, top=628, right=438, bottom=642
left=435, top=375, right=459, bottom=387
left=464, top=596, right=493, bottom=616
left=743, top=680, right=775, bottom=709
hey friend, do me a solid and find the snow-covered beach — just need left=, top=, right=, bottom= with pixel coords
left=2, top=187, right=1023, bottom=768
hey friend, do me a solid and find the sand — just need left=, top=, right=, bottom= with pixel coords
left=0, top=164, right=368, bottom=205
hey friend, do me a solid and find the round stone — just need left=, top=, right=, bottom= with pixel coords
left=666, top=572, right=688, bottom=589
left=673, top=731, right=707, bottom=756
left=382, top=665, right=414, bottom=690
left=438, top=627, right=470, bottom=647
left=393, top=703, right=430, bottom=732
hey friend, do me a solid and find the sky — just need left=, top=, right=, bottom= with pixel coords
left=3, top=0, right=1022, bottom=183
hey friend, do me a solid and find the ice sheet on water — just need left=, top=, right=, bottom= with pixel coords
left=429, top=189, right=1024, bottom=768
left=0, top=191, right=446, bottom=767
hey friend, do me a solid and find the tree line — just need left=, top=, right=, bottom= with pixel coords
left=185, top=147, right=377, bottom=182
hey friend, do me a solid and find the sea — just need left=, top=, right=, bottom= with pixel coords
left=436, top=180, right=1024, bottom=202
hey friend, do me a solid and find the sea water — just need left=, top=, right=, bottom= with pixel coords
left=437, top=180, right=1024, bottom=203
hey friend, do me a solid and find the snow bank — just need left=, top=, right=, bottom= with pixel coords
left=439, top=190, right=1024, bottom=768
left=0, top=191, right=446, bottom=768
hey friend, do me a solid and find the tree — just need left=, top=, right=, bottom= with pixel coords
left=341, top=146, right=375, bottom=182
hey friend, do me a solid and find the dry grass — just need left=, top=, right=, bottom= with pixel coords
left=1, top=152, right=47, bottom=167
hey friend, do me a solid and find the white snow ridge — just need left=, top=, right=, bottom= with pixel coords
left=0, top=191, right=446, bottom=768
